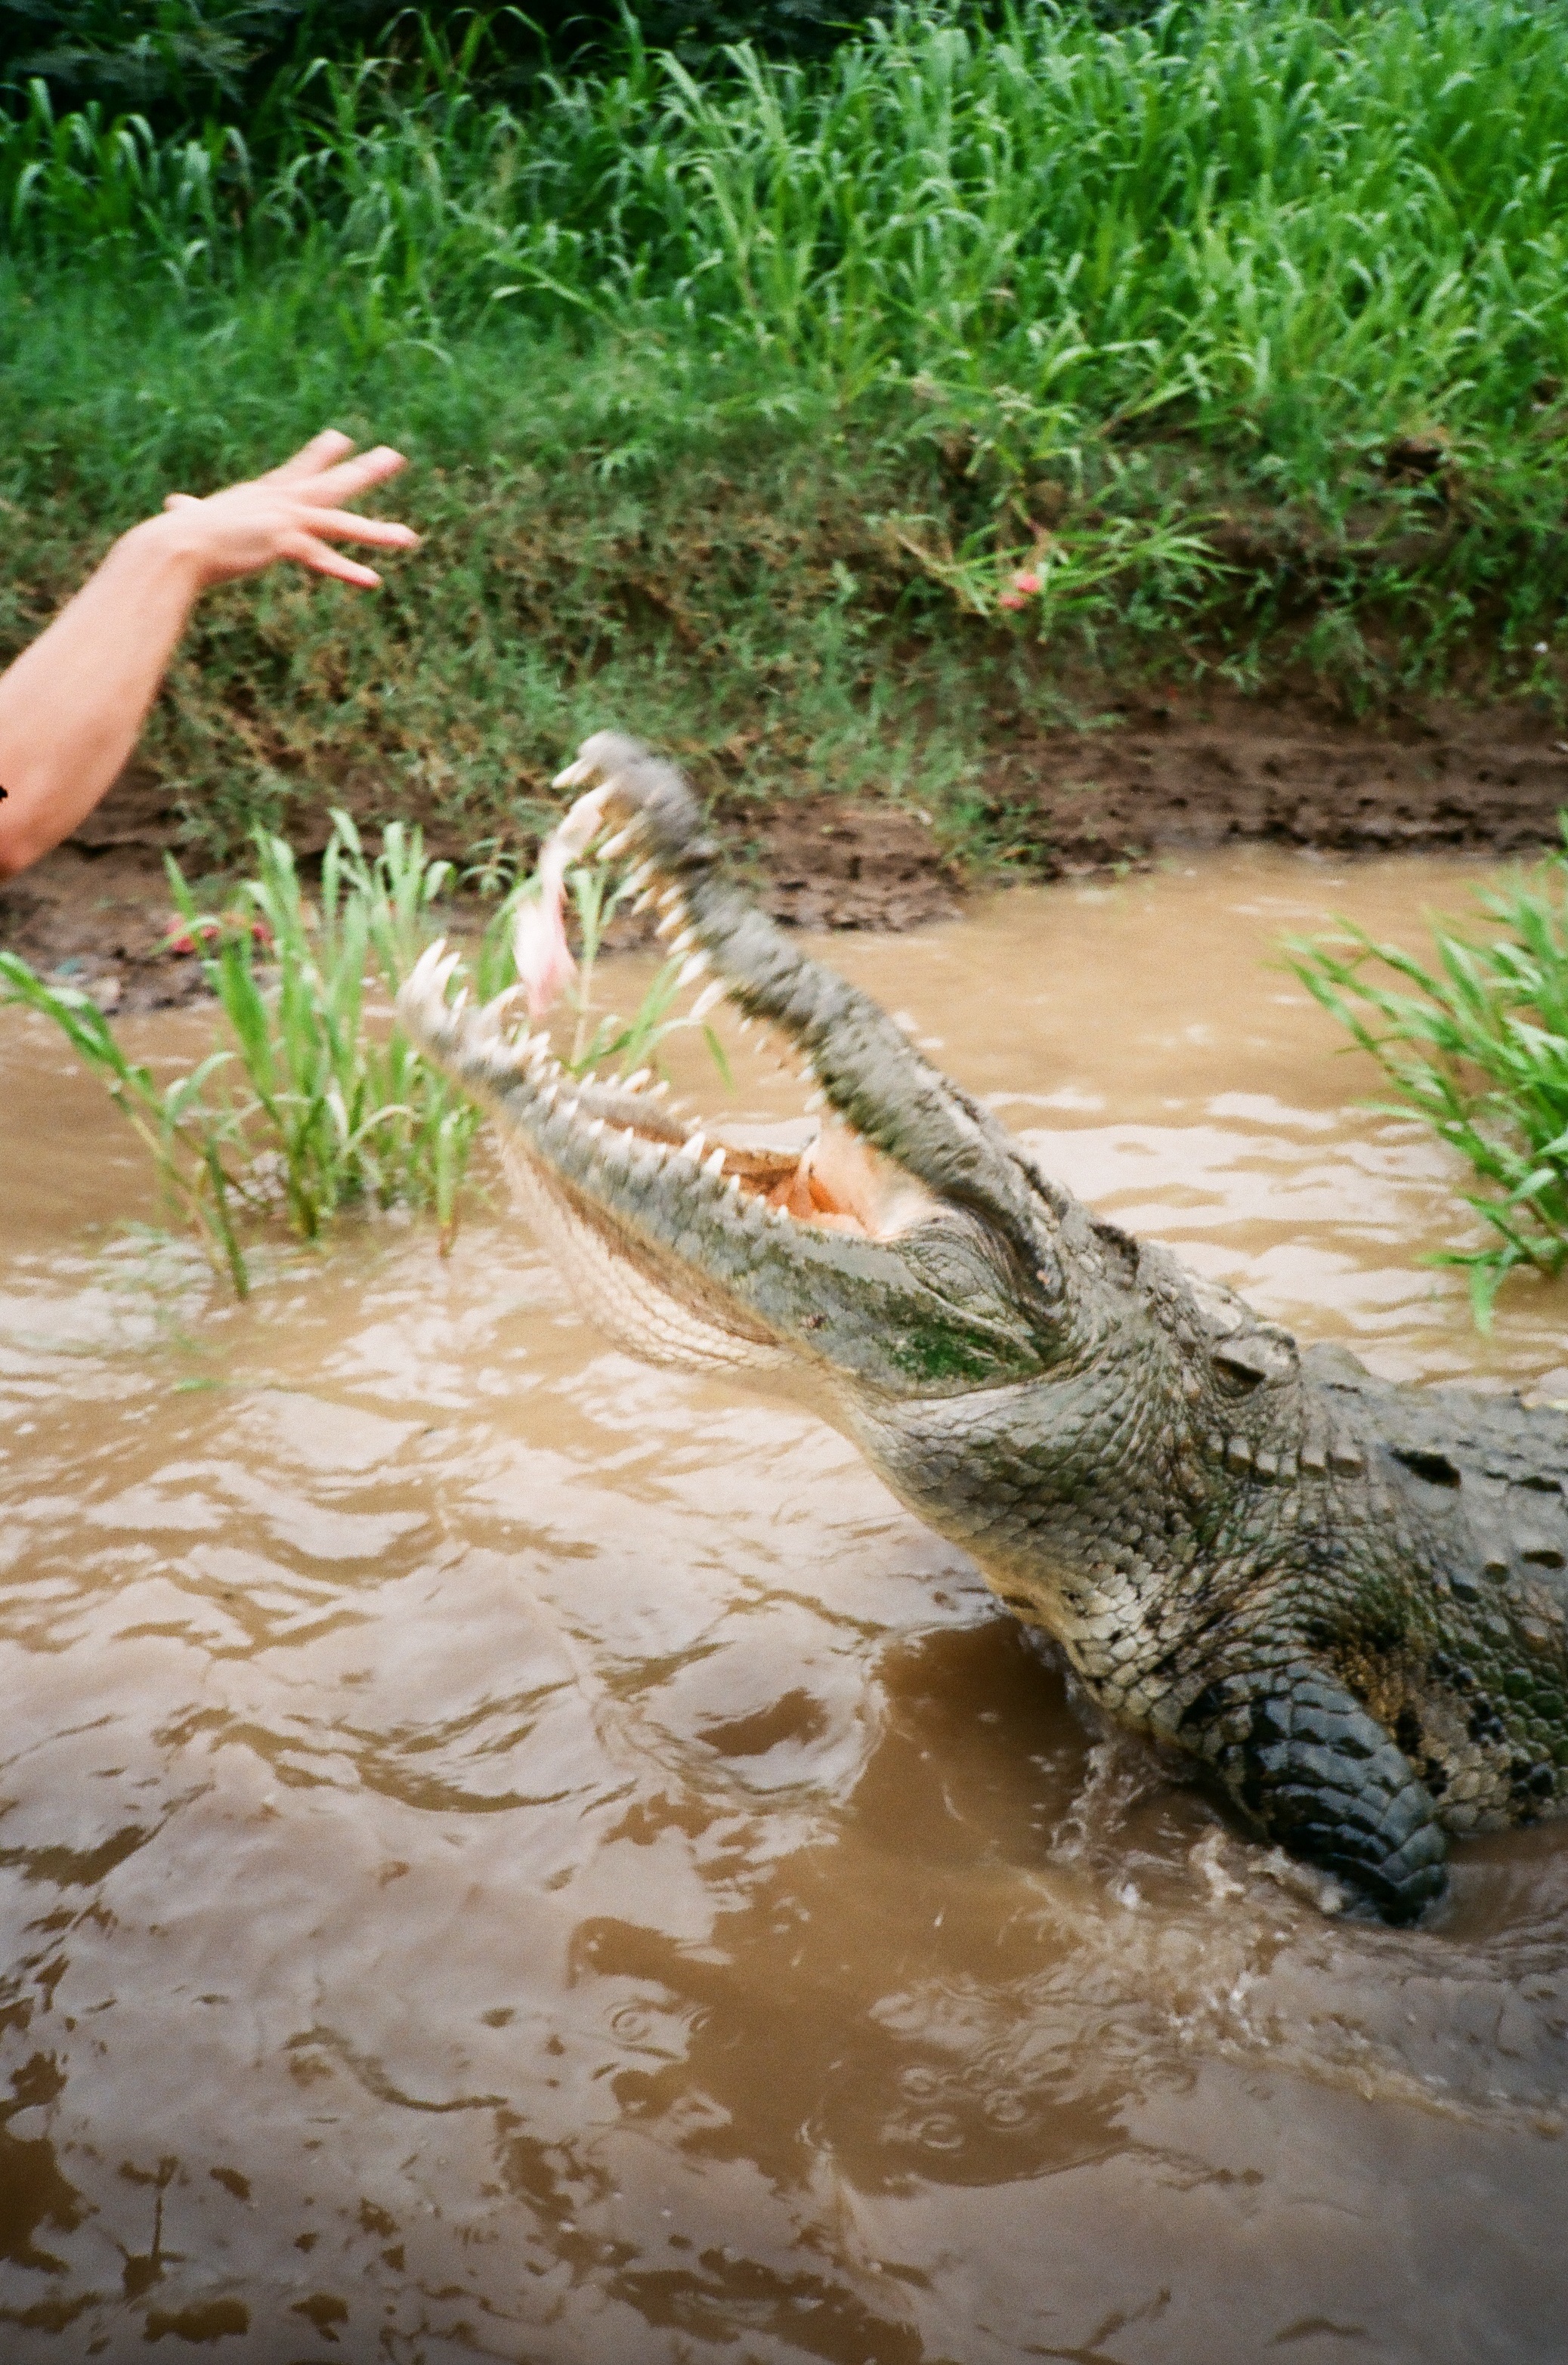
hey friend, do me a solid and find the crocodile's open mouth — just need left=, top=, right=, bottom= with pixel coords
left=416, top=827, right=941, bottom=1241
left=399, top=734, right=1065, bottom=1393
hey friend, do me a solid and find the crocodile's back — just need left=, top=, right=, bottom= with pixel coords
left=1304, top=1349, right=1568, bottom=1597
left=1294, top=1347, right=1568, bottom=1835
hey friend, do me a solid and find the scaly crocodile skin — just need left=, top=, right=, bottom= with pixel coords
left=400, top=734, right=1568, bottom=1923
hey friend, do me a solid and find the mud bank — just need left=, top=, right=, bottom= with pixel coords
left=3, top=684, right=1565, bottom=1009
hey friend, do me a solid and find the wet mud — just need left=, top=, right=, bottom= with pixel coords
left=980, top=679, right=1568, bottom=873
left=1, top=849, right=1566, bottom=2363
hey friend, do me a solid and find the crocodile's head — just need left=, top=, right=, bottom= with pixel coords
left=397, top=733, right=1087, bottom=1412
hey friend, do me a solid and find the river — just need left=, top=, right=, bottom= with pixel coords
left=1, top=848, right=1564, bottom=2363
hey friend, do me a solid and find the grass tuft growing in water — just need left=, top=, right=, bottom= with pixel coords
left=1, top=814, right=492, bottom=1291
left=1287, top=827, right=1568, bottom=1326
left=0, top=812, right=710, bottom=1294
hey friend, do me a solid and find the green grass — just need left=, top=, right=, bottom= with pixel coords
left=1288, top=825, right=1568, bottom=1325
left=5, top=0, right=1568, bottom=860
left=0, top=815, right=494, bottom=1289
left=0, top=808, right=727, bottom=1291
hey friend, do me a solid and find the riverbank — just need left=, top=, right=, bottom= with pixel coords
left=6, top=2, right=1568, bottom=1000
left=6, top=7, right=1568, bottom=824
left=5, top=679, right=1566, bottom=1012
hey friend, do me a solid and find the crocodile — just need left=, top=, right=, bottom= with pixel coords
left=399, top=732, right=1568, bottom=1923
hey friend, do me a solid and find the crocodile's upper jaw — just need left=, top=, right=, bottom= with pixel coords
left=399, top=734, right=1072, bottom=1404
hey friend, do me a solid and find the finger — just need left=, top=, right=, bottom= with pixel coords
left=296, top=506, right=419, bottom=548
left=283, top=530, right=382, bottom=588
left=268, top=428, right=358, bottom=484
left=302, top=446, right=408, bottom=505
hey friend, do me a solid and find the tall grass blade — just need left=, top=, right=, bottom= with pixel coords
left=1286, top=818, right=1568, bottom=1323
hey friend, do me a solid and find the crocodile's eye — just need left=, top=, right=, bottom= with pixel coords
left=1211, top=1332, right=1294, bottom=1394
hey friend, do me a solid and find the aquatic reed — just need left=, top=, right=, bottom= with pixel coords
left=1287, top=827, right=1568, bottom=1324
left=0, top=811, right=706, bottom=1292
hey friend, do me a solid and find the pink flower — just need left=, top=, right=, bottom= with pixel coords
left=1010, top=568, right=1042, bottom=595
left=997, top=590, right=1026, bottom=611
left=162, top=914, right=271, bottom=957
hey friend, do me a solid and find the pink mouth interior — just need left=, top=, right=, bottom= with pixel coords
left=513, top=831, right=580, bottom=1020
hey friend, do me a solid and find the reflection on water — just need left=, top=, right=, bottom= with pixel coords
left=0, top=848, right=1565, bottom=2363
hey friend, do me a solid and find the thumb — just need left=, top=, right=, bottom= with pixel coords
left=163, top=492, right=202, bottom=511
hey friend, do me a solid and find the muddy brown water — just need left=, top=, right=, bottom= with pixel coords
left=2, top=848, right=1566, bottom=2365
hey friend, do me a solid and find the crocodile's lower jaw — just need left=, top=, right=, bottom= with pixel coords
left=502, top=1142, right=789, bottom=1374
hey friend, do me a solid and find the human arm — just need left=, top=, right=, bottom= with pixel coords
left=0, top=430, right=417, bottom=880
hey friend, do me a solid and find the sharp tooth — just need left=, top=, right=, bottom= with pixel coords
left=769, top=1203, right=792, bottom=1224
left=670, top=927, right=697, bottom=955
left=541, top=1081, right=559, bottom=1109
left=724, top=1172, right=742, bottom=1200
left=407, top=938, right=450, bottom=999
left=736, top=1016, right=755, bottom=1037
left=598, top=824, right=639, bottom=861
left=624, top=859, right=654, bottom=894
left=703, top=1146, right=725, bottom=1178
left=655, top=910, right=684, bottom=941
left=805, top=1089, right=826, bottom=1111
left=428, top=951, right=462, bottom=1003
left=552, top=756, right=596, bottom=789
left=587, top=1117, right=605, bottom=1139
left=677, top=953, right=710, bottom=989
left=561, top=1096, right=580, bottom=1122
left=691, top=981, right=725, bottom=1021
left=679, top=1131, right=707, bottom=1163
left=656, top=883, right=682, bottom=910
left=485, top=982, right=527, bottom=1021
left=648, top=1080, right=670, bottom=1100
left=621, top=1126, right=638, bottom=1147
left=623, top=1068, right=651, bottom=1093
left=579, top=1067, right=598, bottom=1088
left=630, top=889, right=656, bottom=914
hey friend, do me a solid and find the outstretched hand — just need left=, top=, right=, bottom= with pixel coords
left=0, top=425, right=422, bottom=879
left=159, top=429, right=418, bottom=590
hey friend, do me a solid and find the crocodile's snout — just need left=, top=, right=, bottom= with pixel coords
left=400, top=731, right=1065, bottom=1395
